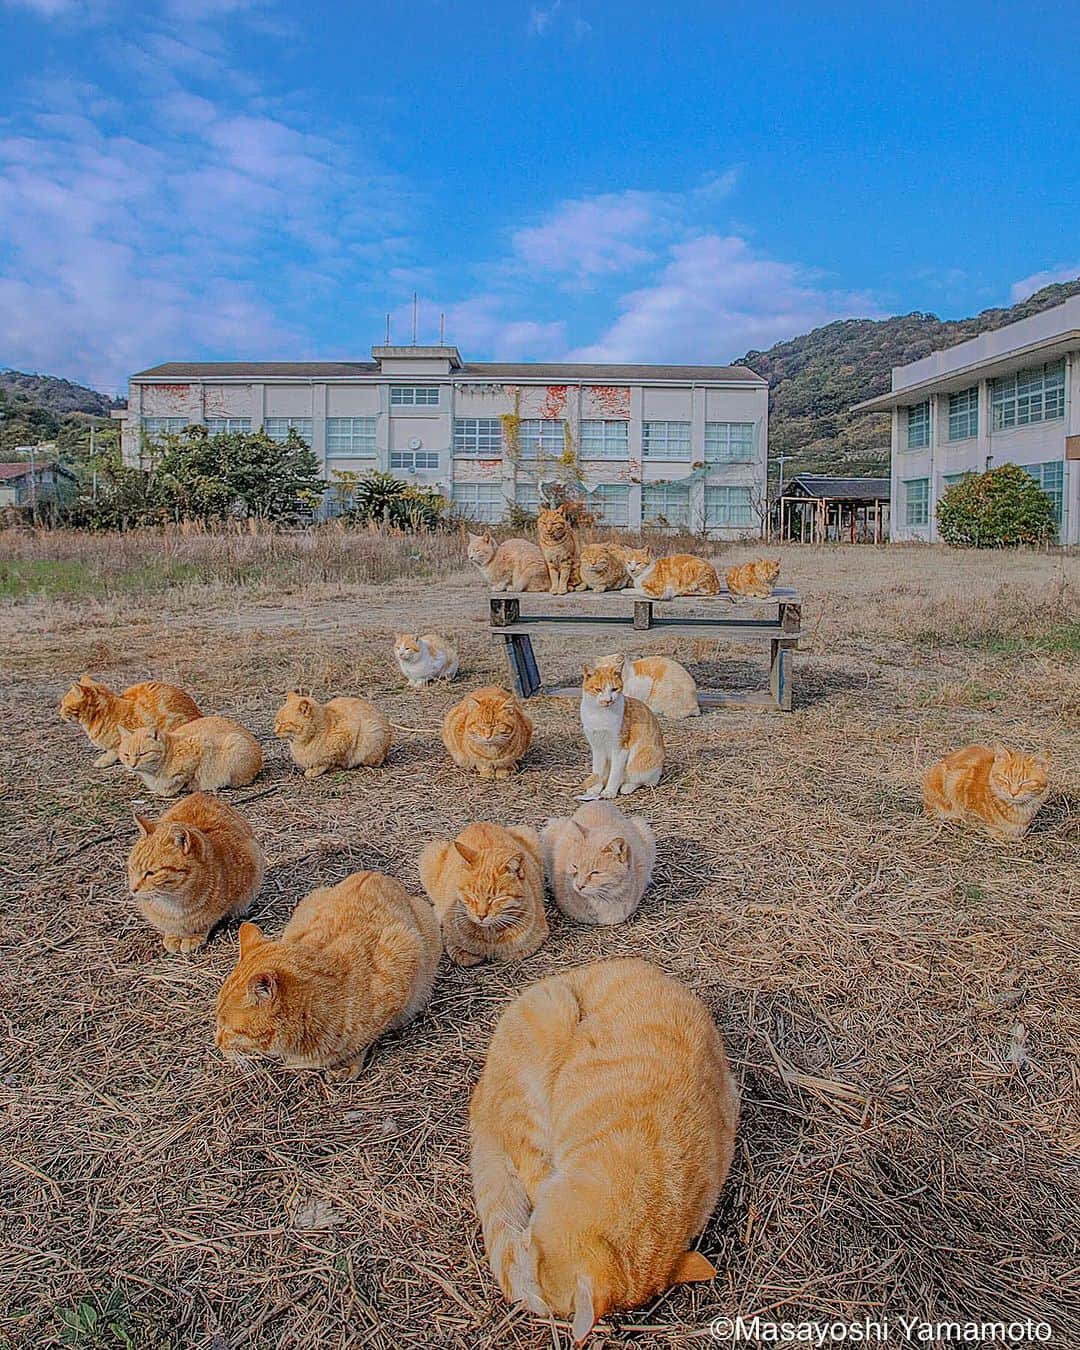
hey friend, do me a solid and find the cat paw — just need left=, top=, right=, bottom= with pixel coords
left=162, top=934, right=183, bottom=953
left=179, top=933, right=208, bottom=954
left=600, top=788, right=620, bottom=800
left=617, top=783, right=638, bottom=795
left=93, top=751, right=120, bottom=768
left=329, top=1048, right=370, bottom=1081
left=303, top=765, right=328, bottom=779
left=494, top=767, right=514, bottom=780
left=448, top=949, right=484, bottom=968
left=477, top=766, right=495, bottom=780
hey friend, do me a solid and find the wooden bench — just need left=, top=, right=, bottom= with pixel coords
left=489, top=587, right=802, bottom=712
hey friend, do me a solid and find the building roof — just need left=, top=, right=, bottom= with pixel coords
left=852, top=294, right=1080, bottom=413
left=783, top=474, right=891, bottom=501
left=0, top=461, right=38, bottom=481
left=130, top=360, right=767, bottom=385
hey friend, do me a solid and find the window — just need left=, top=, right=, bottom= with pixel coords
left=390, top=386, right=440, bottom=407
left=642, top=482, right=690, bottom=526
left=580, top=420, right=629, bottom=460
left=515, top=481, right=542, bottom=515
left=141, top=417, right=188, bottom=440
left=705, top=485, right=754, bottom=528
left=942, top=472, right=973, bottom=488
left=947, top=387, right=978, bottom=442
left=263, top=417, right=312, bottom=444
left=389, top=449, right=440, bottom=471
left=518, top=419, right=564, bottom=460
left=704, top=422, right=755, bottom=463
left=590, top=483, right=630, bottom=525
left=205, top=417, right=252, bottom=435
left=905, top=477, right=929, bottom=526
left=326, top=417, right=377, bottom=455
left=1026, top=460, right=1064, bottom=526
left=642, top=421, right=691, bottom=459
left=454, top=418, right=503, bottom=456
left=452, top=482, right=506, bottom=522
left=992, top=361, right=1065, bottom=429
left=906, top=402, right=930, bottom=449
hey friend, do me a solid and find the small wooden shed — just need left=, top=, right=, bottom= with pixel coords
left=776, top=474, right=891, bottom=543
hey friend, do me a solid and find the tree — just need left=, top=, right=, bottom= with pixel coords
left=152, top=426, right=323, bottom=524
left=935, top=462, right=1058, bottom=547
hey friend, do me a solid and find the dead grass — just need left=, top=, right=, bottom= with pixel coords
left=1, top=535, right=1079, bottom=1349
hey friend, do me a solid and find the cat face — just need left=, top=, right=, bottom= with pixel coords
left=128, top=812, right=198, bottom=896
left=579, top=544, right=617, bottom=583
left=119, top=725, right=166, bottom=771
left=761, top=559, right=781, bottom=584
left=464, top=691, right=520, bottom=747
left=538, top=507, right=569, bottom=543
left=567, top=833, right=630, bottom=902
left=622, top=548, right=653, bottom=579
left=59, top=674, right=101, bottom=723
left=454, top=841, right=528, bottom=928
left=274, top=691, right=316, bottom=739
left=215, top=922, right=294, bottom=1062
left=394, top=633, right=422, bottom=660
left=989, top=748, right=1050, bottom=805
left=467, top=532, right=496, bottom=566
left=582, top=657, right=624, bottom=707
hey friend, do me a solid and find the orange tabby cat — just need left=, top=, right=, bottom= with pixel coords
left=442, top=686, right=533, bottom=779
left=215, top=871, right=441, bottom=1076
left=579, top=542, right=630, bottom=592
left=418, top=820, right=547, bottom=966
left=467, top=531, right=551, bottom=592
left=470, top=957, right=739, bottom=1340
left=540, top=800, right=656, bottom=925
left=128, top=792, right=265, bottom=953
left=59, top=674, right=201, bottom=767
left=274, top=691, right=391, bottom=777
left=623, top=548, right=721, bottom=600
left=579, top=656, right=664, bottom=799
left=537, top=506, right=585, bottom=594
left=726, top=557, right=781, bottom=600
left=118, top=716, right=262, bottom=795
left=923, top=744, right=1050, bottom=842
left=597, top=652, right=699, bottom=719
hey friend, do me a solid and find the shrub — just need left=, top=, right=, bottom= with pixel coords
left=345, top=471, right=447, bottom=532
left=936, top=463, right=1058, bottom=547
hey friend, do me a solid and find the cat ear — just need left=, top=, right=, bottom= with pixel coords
left=238, top=921, right=264, bottom=957
left=1036, top=747, right=1051, bottom=768
left=247, top=971, right=277, bottom=1005
left=504, top=853, right=524, bottom=878
left=169, top=825, right=192, bottom=854
left=571, top=1275, right=596, bottom=1344
left=297, top=696, right=313, bottom=715
left=582, top=663, right=593, bottom=679
left=453, top=839, right=479, bottom=866
left=670, top=1250, right=717, bottom=1284
left=606, top=836, right=629, bottom=863
left=132, top=809, right=155, bottom=836
left=610, top=653, right=625, bottom=674
left=79, top=672, right=95, bottom=686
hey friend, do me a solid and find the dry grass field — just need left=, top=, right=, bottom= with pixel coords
left=2, top=528, right=1078, bottom=1350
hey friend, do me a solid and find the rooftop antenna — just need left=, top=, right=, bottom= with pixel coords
left=439, top=311, right=445, bottom=344
left=412, top=292, right=418, bottom=345
left=385, top=312, right=391, bottom=344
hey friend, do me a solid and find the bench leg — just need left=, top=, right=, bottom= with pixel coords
left=504, top=634, right=542, bottom=699
left=769, top=639, right=794, bottom=712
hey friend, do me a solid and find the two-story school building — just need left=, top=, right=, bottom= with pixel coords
left=120, top=345, right=770, bottom=537
left=853, top=295, right=1080, bottom=544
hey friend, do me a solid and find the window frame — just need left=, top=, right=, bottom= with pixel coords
left=579, top=419, right=630, bottom=460
left=904, top=476, right=930, bottom=526
left=991, top=361, right=1065, bottom=430
left=389, top=449, right=440, bottom=472
left=947, top=387, right=978, bottom=442
left=517, top=419, right=565, bottom=461
left=642, top=421, right=692, bottom=460
left=705, top=484, right=754, bottom=527
left=325, top=417, right=377, bottom=456
left=906, top=402, right=930, bottom=450
left=141, top=417, right=188, bottom=441
left=589, top=483, right=630, bottom=525
left=451, top=481, right=506, bottom=522
left=453, top=418, right=503, bottom=457
left=205, top=417, right=252, bottom=435
left=263, top=417, right=313, bottom=445
left=1026, top=460, right=1064, bottom=526
left=390, top=386, right=440, bottom=407
left=641, top=481, right=691, bottom=526
left=704, top=422, right=755, bottom=464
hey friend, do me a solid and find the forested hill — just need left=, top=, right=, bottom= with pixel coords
left=0, top=370, right=121, bottom=457
left=738, top=277, right=1080, bottom=479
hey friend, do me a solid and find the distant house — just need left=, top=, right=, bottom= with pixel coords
left=852, top=294, right=1079, bottom=544
left=776, top=473, right=890, bottom=543
left=0, top=458, right=77, bottom=508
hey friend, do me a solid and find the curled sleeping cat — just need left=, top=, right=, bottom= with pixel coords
left=118, top=716, right=262, bottom=795
left=541, top=800, right=655, bottom=925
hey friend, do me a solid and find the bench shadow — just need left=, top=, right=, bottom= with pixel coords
left=650, top=834, right=713, bottom=908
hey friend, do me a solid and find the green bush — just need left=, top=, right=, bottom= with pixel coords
left=345, top=471, right=447, bottom=531
left=936, top=462, right=1058, bottom=547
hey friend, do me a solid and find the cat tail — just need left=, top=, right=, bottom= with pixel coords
left=470, top=1140, right=537, bottom=1305
left=417, top=839, right=453, bottom=903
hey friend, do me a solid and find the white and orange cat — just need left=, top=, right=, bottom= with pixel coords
left=60, top=674, right=201, bottom=767
left=540, top=800, right=656, bottom=925
left=470, top=957, right=739, bottom=1340
left=274, top=690, right=391, bottom=777
left=579, top=542, right=630, bottom=592
left=923, top=744, right=1050, bottom=842
left=726, top=558, right=781, bottom=600
left=128, top=792, right=265, bottom=953
left=597, top=652, right=699, bottom=719
left=467, top=532, right=551, bottom=592
left=418, top=821, right=547, bottom=966
left=118, top=716, right=262, bottom=795
left=393, top=632, right=459, bottom=688
left=442, top=686, right=533, bottom=779
left=579, top=655, right=664, bottom=799
left=624, top=548, right=721, bottom=600
left=537, top=506, right=586, bottom=594
left=215, top=871, right=441, bottom=1077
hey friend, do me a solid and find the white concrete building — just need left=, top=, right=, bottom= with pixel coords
left=121, top=346, right=769, bottom=537
left=854, top=295, right=1080, bottom=544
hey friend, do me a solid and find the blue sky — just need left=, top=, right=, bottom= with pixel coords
left=1, top=0, right=1077, bottom=393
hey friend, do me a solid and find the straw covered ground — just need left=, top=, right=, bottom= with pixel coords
left=1, top=529, right=1078, bottom=1349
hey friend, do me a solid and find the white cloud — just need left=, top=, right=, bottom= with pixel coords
left=511, top=191, right=660, bottom=282
left=527, top=1, right=560, bottom=35
left=0, top=0, right=94, bottom=15
left=1010, top=263, right=1080, bottom=303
